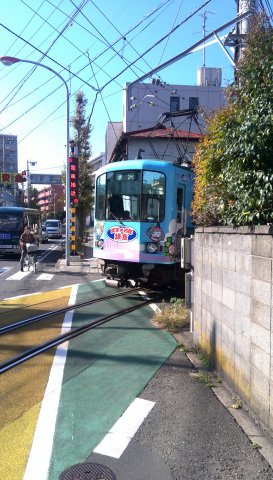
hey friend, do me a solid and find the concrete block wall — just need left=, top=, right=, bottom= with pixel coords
left=193, top=226, right=273, bottom=430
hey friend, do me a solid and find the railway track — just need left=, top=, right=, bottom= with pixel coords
left=0, top=288, right=160, bottom=375
left=0, top=288, right=139, bottom=335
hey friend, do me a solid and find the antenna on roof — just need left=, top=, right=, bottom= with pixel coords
left=199, top=9, right=215, bottom=67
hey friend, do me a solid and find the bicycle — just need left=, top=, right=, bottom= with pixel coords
left=23, top=243, right=39, bottom=273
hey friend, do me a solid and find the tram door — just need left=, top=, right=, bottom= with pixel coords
left=175, top=186, right=186, bottom=259
left=176, top=186, right=186, bottom=233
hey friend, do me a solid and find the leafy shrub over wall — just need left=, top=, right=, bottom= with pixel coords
left=192, top=14, right=273, bottom=226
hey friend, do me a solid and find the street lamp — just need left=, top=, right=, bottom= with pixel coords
left=0, top=56, right=71, bottom=265
left=27, top=160, right=37, bottom=207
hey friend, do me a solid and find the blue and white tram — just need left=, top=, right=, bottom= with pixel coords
left=93, top=159, right=194, bottom=287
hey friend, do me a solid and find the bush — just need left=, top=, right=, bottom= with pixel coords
left=153, top=298, right=190, bottom=332
left=192, top=13, right=273, bottom=227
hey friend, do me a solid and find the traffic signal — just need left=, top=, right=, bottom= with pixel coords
left=14, top=173, right=26, bottom=182
left=22, top=170, right=26, bottom=176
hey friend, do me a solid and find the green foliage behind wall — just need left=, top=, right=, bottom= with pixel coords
left=192, top=14, right=273, bottom=226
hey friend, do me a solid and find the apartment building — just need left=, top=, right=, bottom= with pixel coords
left=37, top=184, right=64, bottom=219
left=106, top=67, right=225, bottom=162
left=0, top=134, right=18, bottom=173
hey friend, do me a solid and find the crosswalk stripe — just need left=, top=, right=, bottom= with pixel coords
left=7, top=271, right=30, bottom=280
left=36, top=273, right=54, bottom=281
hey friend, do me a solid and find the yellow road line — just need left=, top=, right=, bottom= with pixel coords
left=0, top=286, right=74, bottom=480
left=0, top=402, right=41, bottom=480
left=0, top=287, right=72, bottom=315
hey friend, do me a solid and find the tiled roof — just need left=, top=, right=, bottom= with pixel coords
left=123, top=125, right=202, bottom=139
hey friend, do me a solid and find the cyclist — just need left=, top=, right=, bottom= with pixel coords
left=19, top=226, right=37, bottom=272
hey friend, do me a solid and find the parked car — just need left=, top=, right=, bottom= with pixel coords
left=45, top=219, right=62, bottom=238
left=41, top=224, right=49, bottom=243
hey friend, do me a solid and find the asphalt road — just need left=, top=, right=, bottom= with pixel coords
left=89, top=347, right=273, bottom=480
left=0, top=237, right=101, bottom=300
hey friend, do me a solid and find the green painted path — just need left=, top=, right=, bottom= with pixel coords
left=48, top=282, right=177, bottom=479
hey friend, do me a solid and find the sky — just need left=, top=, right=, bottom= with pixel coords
left=0, top=0, right=272, bottom=180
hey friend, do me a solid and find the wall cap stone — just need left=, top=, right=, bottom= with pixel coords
left=195, top=225, right=273, bottom=235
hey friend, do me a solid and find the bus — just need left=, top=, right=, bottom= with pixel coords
left=0, top=207, right=42, bottom=255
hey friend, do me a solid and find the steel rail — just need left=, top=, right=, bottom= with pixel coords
left=0, top=288, right=139, bottom=335
left=0, top=297, right=153, bottom=374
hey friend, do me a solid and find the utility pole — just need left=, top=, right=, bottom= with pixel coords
left=235, top=0, right=258, bottom=63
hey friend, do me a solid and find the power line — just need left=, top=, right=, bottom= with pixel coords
left=0, top=0, right=173, bottom=133
left=100, top=0, right=211, bottom=93
left=0, top=1, right=87, bottom=116
left=0, top=21, right=101, bottom=91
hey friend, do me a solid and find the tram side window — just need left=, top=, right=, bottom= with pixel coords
left=142, top=171, right=165, bottom=222
left=96, top=174, right=107, bottom=220
left=176, top=187, right=184, bottom=223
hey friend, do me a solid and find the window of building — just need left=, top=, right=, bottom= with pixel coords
left=189, top=97, right=199, bottom=110
left=170, top=96, right=180, bottom=113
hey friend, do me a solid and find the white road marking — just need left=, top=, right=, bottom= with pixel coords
left=3, top=291, right=43, bottom=300
left=93, top=398, right=155, bottom=459
left=58, top=283, right=80, bottom=290
left=7, top=271, right=30, bottom=280
left=0, top=267, right=11, bottom=275
left=23, top=284, right=78, bottom=480
left=36, top=273, right=54, bottom=281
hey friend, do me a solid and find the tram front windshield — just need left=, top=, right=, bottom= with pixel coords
left=96, top=169, right=165, bottom=222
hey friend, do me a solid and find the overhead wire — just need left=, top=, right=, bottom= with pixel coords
left=98, top=1, right=211, bottom=93
left=84, top=1, right=209, bottom=127
left=0, top=1, right=88, bottom=117
left=89, top=0, right=173, bottom=80
left=69, top=0, right=144, bottom=79
left=1, top=0, right=208, bottom=146
left=157, top=0, right=184, bottom=65
left=85, top=52, right=123, bottom=156
left=4, top=0, right=47, bottom=56
left=0, top=0, right=175, bottom=135
left=0, top=21, right=101, bottom=91
left=0, top=0, right=170, bottom=107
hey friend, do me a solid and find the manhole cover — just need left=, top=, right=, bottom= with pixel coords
left=59, top=462, right=117, bottom=480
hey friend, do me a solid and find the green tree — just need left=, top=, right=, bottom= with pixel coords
left=29, top=186, right=39, bottom=209
left=192, top=13, right=273, bottom=226
left=70, top=91, right=94, bottom=240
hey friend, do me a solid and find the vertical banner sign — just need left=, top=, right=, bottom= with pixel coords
left=69, top=155, right=79, bottom=254
left=70, top=207, right=77, bottom=254
left=69, top=156, right=79, bottom=206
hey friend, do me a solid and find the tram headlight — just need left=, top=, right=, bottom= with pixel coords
left=146, top=242, right=158, bottom=254
left=96, top=239, right=104, bottom=249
